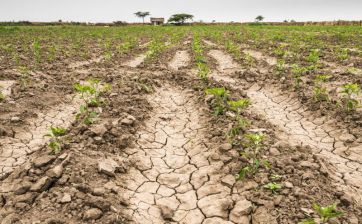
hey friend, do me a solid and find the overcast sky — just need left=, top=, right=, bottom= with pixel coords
left=1, top=0, right=361, bottom=23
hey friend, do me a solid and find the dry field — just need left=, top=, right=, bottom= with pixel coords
left=0, top=25, right=362, bottom=224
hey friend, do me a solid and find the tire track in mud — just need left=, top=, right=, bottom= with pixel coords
left=119, top=85, right=252, bottom=223
left=0, top=96, right=79, bottom=179
left=207, top=49, right=362, bottom=206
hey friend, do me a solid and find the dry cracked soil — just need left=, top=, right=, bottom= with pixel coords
left=0, top=40, right=362, bottom=224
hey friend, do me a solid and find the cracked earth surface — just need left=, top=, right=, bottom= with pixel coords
left=120, top=86, right=249, bottom=224
left=169, top=51, right=190, bottom=71
left=125, top=54, right=147, bottom=68
left=0, top=80, right=15, bottom=97
left=208, top=49, right=362, bottom=205
left=0, top=96, right=78, bottom=179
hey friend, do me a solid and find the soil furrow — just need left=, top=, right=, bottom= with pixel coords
left=125, top=54, right=147, bottom=68
left=0, top=96, right=79, bottom=180
left=207, top=49, right=362, bottom=206
left=120, top=85, right=247, bottom=224
left=169, top=51, right=190, bottom=71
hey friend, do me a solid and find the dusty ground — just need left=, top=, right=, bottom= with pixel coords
left=0, top=33, right=362, bottom=224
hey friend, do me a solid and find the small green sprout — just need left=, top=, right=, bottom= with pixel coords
left=299, top=203, right=344, bottom=224
left=227, top=99, right=251, bottom=113
left=298, top=219, right=316, bottom=224
left=340, top=83, right=361, bottom=112
left=264, top=182, right=282, bottom=192
left=306, top=49, right=320, bottom=64
left=237, top=133, right=267, bottom=180
left=338, top=48, right=349, bottom=61
left=270, top=174, right=282, bottom=181
left=205, top=87, right=229, bottom=115
left=313, top=203, right=343, bottom=223
left=0, top=92, right=4, bottom=102
left=227, top=117, right=250, bottom=143
left=74, top=79, right=111, bottom=125
left=45, top=126, right=67, bottom=154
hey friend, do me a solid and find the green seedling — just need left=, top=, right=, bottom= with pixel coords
left=270, top=174, right=282, bottom=181
left=264, top=182, right=282, bottom=193
left=0, top=92, right=4, bottom=102
left=340, top=83, right=361, bottom=112
left=274, top=59, right=286, bottom=77
left=298, top=219, right=316, bottom=224
left=313, top=203, right=343, bottom=223
left=313, top=75, right=330, bottom=102
left=205, top=87, right=229, bottom=115
left=227, top=117, right=250, bottom=144
left=146, top=40, right=167, bottom=61
left=197, top=62, right=210, bottom=81
left=291, top=64, right=307, bottom=89
left=299, top=203, right=343, bottom=224
left=243, top=133, right=265, bottom=155
left=338, top=48, right=349, bottom=61
left=45, top=126, right=67, bottom=154
left=227, top=99, right=251, bottom=113
left=225, top=40, right=241, bottom=59
left=307, top=49, right=320, bottom=64
left=74, top=79, right=111, bottom=125
left=273, top=45, right=286, bottom=57
left=31, top=39, right=41, bottom=67
left=244, top=53, right=255, bottom=67
left=237, top=133, right=267, bottom=180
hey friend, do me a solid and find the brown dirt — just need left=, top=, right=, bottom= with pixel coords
left=1, top=39, right=362, bottom=224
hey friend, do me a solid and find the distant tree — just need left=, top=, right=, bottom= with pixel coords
left=255, top=15, right=264, bottom=22
left=283, top=19, right=289, bottom=23
left=58, top=19, right=62, bottom=23
left=291, top=19, right=296, bottom=23
left=168, top=13, right=194, bottom=25
left=134, top=11, right=150, bottom=24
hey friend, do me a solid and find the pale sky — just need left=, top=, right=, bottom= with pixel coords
left=1, top=0, right=361, bottom=23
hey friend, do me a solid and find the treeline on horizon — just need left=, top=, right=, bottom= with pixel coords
left=0, top=20, right=362, bottom=26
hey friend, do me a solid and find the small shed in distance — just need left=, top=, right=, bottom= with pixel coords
left=150, top=18, right=165, bottom=26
